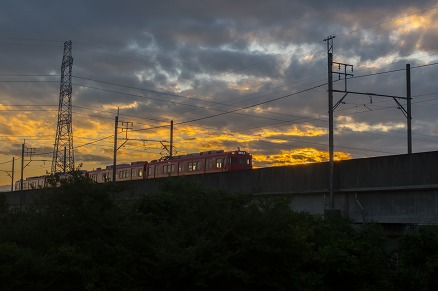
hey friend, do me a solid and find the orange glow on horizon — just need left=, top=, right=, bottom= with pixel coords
left=253, top=148, right=351, bottom=167
left=0, top=106, right=348, bottom=185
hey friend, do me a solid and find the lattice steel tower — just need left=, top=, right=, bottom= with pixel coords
left=51, top=40, right=74, bottom=173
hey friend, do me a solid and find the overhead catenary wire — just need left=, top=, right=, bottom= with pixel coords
left=0, top=5, right=436, bottom=182
left=1, top=63, right=437, bottom=140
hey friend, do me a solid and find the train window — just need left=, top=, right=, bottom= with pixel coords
left=188, top=162, right=200, bottom=171
left=103, top=173, right=111, bottom=182
left=179, top=164, right=183, bottom=173
left=207, top=159, right=212, bottom=169
left=148, top=167, right=153, bottom=176
left=247, top=159, right=250, bottom=165
left=138, top=169, right=143, bottom=177
left=163, top=165, right=173, bottom=174
left=216, top=158, right=222, bottom=168
left=230, top=157, right=239, bottom=164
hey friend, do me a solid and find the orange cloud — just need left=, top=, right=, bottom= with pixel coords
left=0, top=108, right=338, bottom=186
left=253, top=147, right=351, bottom=167
left=391, top=13, right=434, bottom=34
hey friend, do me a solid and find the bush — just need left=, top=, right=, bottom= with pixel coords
left=2, top=177, right=437, bottom=290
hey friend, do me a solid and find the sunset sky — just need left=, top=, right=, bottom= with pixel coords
left=1, top=0, right=438, bottom=186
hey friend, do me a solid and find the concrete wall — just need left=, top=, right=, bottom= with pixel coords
left=335, top=151, right=438, bottom=190
left=4, top=151, right=438, bottom=224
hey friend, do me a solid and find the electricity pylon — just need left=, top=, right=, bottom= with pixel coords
left=51, top=40, right=74, bottom=173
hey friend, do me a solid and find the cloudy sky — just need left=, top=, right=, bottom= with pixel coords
left=0, top=0, right=438, bottom=185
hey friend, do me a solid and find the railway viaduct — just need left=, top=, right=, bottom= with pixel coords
left=4, top=150, right=438, bottom=228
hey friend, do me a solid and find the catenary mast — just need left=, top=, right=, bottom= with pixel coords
left=51, top=40, right=74, bottom=173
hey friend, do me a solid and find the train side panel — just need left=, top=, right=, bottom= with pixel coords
left=15, top=176, right=47, bottom=191
left=88, top=161, right=147, bottom=183
left=145, top=150, right=252, bottom=179
left=13, top=150, right=251, bottom=189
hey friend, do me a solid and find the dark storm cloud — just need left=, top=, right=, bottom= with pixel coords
left=0, top=0, right=437, bottom=178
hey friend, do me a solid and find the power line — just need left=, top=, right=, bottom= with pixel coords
left=0, top=160, right=12, bottom=166
left=0, top=80, right=58, bottom=83
left=130, top=83, right=327, bottom=132
left=0, top=74, right=60, bottom=77
left=72, top=82, right=318, bottom=124
left=339, top=5, right=437, bottom=37
left=73, top=105, right=166, bottom=123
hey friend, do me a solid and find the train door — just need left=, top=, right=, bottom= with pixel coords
left=223, top=157, right=228, bottom=171
left=147, top=165, right=155, bottom=178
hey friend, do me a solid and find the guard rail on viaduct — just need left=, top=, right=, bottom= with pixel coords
left=4, top=150, right=438, bottom=226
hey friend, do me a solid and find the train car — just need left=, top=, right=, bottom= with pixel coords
left=14, top=149, right=252, bottom=188
left=15, top=175, right=48, bottom=191
left=88, top=161, right=147, bottom=183
left=114, top=161, right=147, bottom=182
left=146, top=149, right=252, bottom=179
left=88, top=166, right=113, bottom=183
left=14, top=170, right=89, bottom=190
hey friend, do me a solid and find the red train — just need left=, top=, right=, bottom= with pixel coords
left=15, top=149, right=252, bottom=190
left=88, top=149, right=252, bottom=182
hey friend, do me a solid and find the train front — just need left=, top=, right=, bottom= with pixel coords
left=225, top=150, right=252, bottom=171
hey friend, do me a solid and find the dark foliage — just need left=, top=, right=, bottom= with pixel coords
left=1, top=176, right=438, bottom=290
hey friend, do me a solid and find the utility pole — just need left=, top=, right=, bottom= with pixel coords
left=323, top=36, right=412, bottom=214
left=113, top=108, right=119, bottom=183
left=112, top=108, right=133, bottom=183
left=20, top=141, right=24, bottom=192
left=4, top=157, right=15, bottom=191
left=19, top=141, right=25, bottom=210
left=406, top=64, right=412, bottom=154
left=324, top=35, right=336, bottom=210
left=11, top=157, right=14, bottom=192
left=170, top=120, right=174, bottom=158
left=19, top=142, right=36, bottom=209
